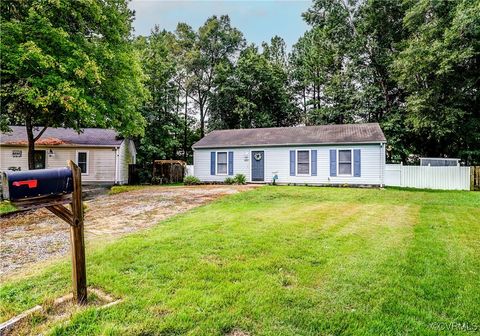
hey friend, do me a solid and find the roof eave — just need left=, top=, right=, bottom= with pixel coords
left=193, top=140, right=387, bottom=149
left=0, top=143, right=122, bottom=148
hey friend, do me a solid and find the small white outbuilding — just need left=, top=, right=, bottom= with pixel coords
left=192, top=123, right=387, bottom=186
left=0, top=126, right=136, bottom=185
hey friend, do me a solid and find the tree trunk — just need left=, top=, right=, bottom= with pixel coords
left=303, top=86, right=307, bottom=125
left=25, top=117, right=48, bottom=170
left=26, top=118, right=36, bottom=170
left=183, top=93, right=188, bottom=161
left=312, top=85, right=316, bottom=111
left=199, top=102, right=205, bottom=138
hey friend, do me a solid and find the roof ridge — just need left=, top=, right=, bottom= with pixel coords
left=208, top=123, right=380, bottom=133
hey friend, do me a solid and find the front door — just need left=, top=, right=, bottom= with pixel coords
left=33, top=150, right=46, bottom=169
left=251, top=151, right=265, bottom=182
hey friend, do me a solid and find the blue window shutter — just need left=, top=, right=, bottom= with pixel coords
left=210, top=152, right=216, bottom=175
left=354, top=149, right=361, bottom=177
left=329, top=150, right=337, bottom=177
left=311, top=150, right=317, bottom=176
left=290, top=150, right=295, bottom=176
left=228, top=151, right=234, bottom=175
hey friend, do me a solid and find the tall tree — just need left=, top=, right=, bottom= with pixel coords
left=179, top=15, right=245, bottom=137
left=292, top=0, right=361, bottom=125
left=134, top=27, right=183, bottom=164
left=393, top=0, right=480, bottom=163
left=174, top=23, right=200, bottom=161
left=0, top=0, right=147, bottom=169
left=210, top=44, right=300, bottom=129
left=354, top=0, right=410, bottom=161
left=262, top=35, right=288, bottom=68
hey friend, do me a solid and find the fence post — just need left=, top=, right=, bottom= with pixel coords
left=68, top=160, right=87, bottom=305
left=471, top=167, right=474, bottom=191
left=400, top=162, right=403, bottom=187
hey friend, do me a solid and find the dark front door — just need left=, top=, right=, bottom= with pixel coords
left=251, top=151, right=265, bottom=181
left=33, top=150, right=46, bottom=169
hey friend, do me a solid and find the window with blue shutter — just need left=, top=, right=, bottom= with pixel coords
left=329, top=149, right=337, bottom=176
left=228, top=151, right=234, bottom=175
left=311, top=150, right=317, bottom=176
left=290, top=150, right=295, bottom=176
left=210, top=152, right=216, bottom=175
left=354, top=149, right=361, bottom=177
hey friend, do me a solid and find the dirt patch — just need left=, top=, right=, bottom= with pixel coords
left=227, top=329, right=250, bottom=336
left=0, top=185, right=258, bottom=277
left=0, top=287, right=119, bottom=335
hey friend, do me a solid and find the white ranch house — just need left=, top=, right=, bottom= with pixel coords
left=192, top=123, right=387, bottom=186
left=0, top=126, right=136, bottom=184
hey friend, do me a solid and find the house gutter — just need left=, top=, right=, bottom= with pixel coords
left=0, top=144, right=123, bottom=148
left=114, top=146, right=119, bottom=184
left=193, top=141, right=387, bottom=150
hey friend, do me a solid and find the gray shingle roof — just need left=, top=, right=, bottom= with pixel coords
left=193, top=123, right=386, bottom=149
left=1, top=126, right=124, bottom=146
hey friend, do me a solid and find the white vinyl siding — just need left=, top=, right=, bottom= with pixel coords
left=194, top=144, right=384, bottom=185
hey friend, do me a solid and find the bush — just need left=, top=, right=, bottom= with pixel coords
left=151, top=176, right=163, bottom=185
left=234, top=174, right=247, bottom=185
left=184, top=175, right=201, bottom=185
left=224, top=177, right=235, bottom=185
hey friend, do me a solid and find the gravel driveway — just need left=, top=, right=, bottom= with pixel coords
left=0, top=185, right=257, bottom=277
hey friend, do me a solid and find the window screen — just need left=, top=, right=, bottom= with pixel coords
left=297, top=150, right=310, bottom=174
left=78, top=152, right=88, bottom=173
left=338, top=150, right=352, bottom=175
left=217, top=152, right=227, bottom=174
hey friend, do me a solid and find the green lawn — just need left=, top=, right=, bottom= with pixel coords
left=1, top=187, right=479, bottom=335
left=0, top=201, right=16, bottom=215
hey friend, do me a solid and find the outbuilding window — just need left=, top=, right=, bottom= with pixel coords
left=217, top=152, right=228, bottom=174
left=297, top=150, right=310, bottom=175
left=338, top=150, right=352, bottom=175
left=77, top=151, right=88, bottom=174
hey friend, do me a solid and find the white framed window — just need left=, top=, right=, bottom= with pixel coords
left=297, top=150, right=310, bottom=175
left=76, top=151, right=89, bottom=175
left=338, top=149, right=352, bottom=176
left=216, top=152, right=228, bottom=175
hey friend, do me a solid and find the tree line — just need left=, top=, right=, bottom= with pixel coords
left=1, top=0, right=479, bottom=168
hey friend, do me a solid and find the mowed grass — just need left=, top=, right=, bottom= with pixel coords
left=0, top=201, right=16, bottom=215
left=1, top=187, right=479, bottom=335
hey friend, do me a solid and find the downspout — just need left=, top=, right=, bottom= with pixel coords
left=114, top=147, right=119, bottom=184
left=380, top=143, right=385, bottom=187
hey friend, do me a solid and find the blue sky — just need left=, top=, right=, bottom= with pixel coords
left=129, top=0, right=311, bottom=49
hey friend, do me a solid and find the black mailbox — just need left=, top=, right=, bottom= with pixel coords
left=2, top=167, right=73, bottom=201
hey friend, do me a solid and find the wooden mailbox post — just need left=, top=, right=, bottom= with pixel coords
left=3, top=160, right=87, bottom=304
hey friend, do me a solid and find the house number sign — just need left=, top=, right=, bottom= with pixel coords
left=12, top=150, right=22, bottom=158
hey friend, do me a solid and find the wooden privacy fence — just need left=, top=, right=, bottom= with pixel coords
left=471, top=166, right=480, bottom=191
left=152, top=160, right=186, bottom=184
left=385, top=164, right=472, bottom=190
left=128, top=164, right=140, bottom=185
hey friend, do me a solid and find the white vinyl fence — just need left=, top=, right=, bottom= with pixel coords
left=186, top=165, right=194, bottom=176
left=385, top=164, right=471, bottom=190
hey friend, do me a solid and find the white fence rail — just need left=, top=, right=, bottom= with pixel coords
left=385, top=164, right=471, bottom=190
left=186, top=165, right=194, bottom=176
